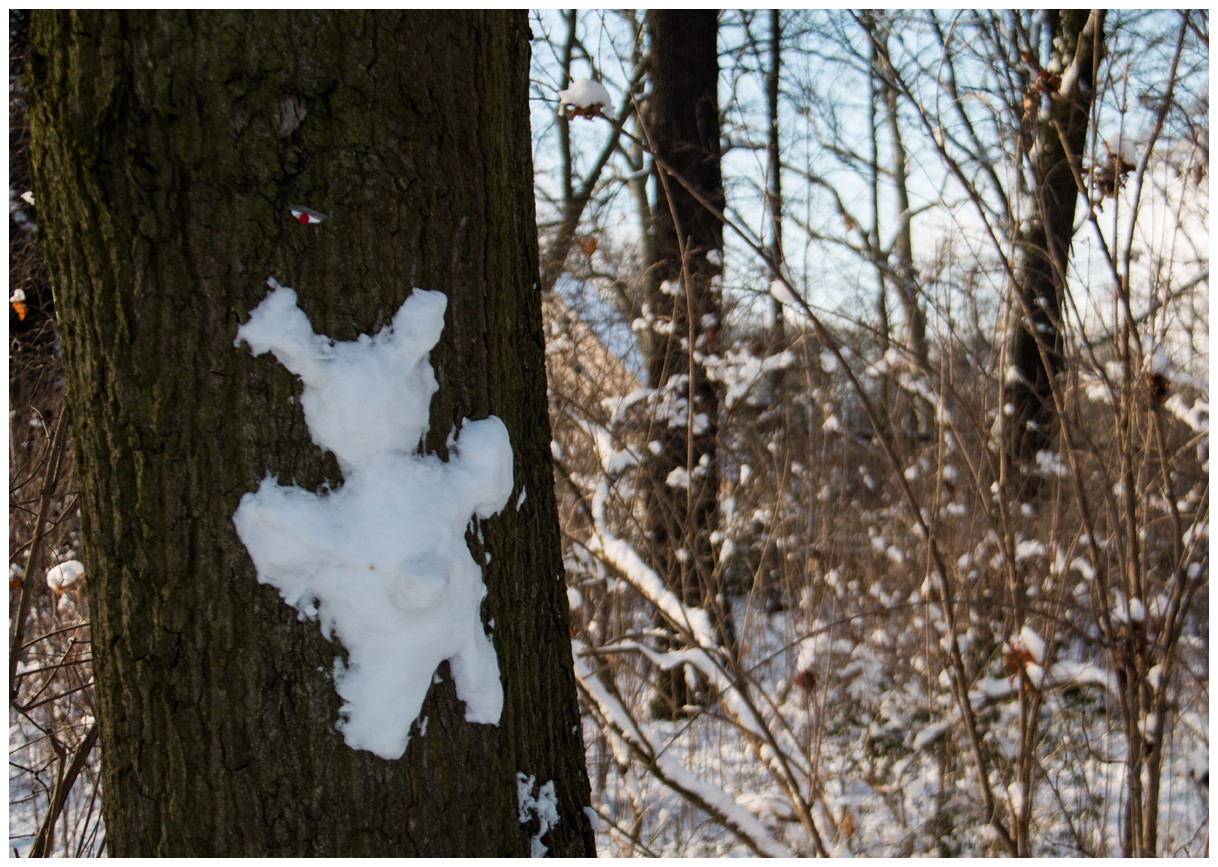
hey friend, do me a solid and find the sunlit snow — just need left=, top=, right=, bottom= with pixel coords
left=233, top=278, right=512, bottom=760
left=557, top=78, right=616, bottom=116
left=45, top=560, right=84, bottom=592
left=769, top=279, right=801, bottom=306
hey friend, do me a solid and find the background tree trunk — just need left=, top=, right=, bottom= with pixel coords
left=879, top=25, right=933, bottom=441
left=642, top=10, right=728, bottom=719
left=862, top=11, right=893, bottom=434
left=27, top=10, right=593, bottom=857
left=1008, top=10, right=1105, bottom=464
left=767, top=9, right=786, bottom=345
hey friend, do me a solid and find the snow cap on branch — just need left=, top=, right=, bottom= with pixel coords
left=45, top=560, right=85, bottom=593
left=558, top=78, right=615, bottom=118
left=769, top=279, right=800, bottom=306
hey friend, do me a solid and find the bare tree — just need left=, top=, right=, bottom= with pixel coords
left=1006, top=11, right=1106, bottom=468
left=638, top=9, right=731, bottom=718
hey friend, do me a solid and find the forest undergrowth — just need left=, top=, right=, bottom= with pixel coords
left=547, top=275, right=1208, bottom=855
left=535, top=10, right=1208, bottom=856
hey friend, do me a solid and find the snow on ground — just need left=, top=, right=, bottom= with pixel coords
left=574, top=589, right=1207, bottom=857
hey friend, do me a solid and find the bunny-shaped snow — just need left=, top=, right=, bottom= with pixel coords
left=234, top=278, right=511, bottom=759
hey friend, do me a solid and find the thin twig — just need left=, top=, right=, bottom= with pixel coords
left=29, top=722, right=99, bottom=858
left=10, top=411, right=72, bottom=700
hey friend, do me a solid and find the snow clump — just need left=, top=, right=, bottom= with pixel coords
left=1017, top=625, right=1046, bottom=664
left=703, top=348, right=795, bottom=410
left=558, top=78, right=615, bottom=116
left=912, top=720, right=951, bottom=752
left=1107, top=135, right=1138, bottom=168
left=233, top=277, right=512, bottom=760
left=45, top=560, right=84, bottom=593
left=769, top=279, right=801, bottom=306
left=517, top=773, right=560, bottom=857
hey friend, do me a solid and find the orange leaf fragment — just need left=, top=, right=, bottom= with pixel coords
left=794, top=667, right=818, bottom=693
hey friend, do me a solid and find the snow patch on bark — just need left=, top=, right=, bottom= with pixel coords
left=233, top=278, right=512, bottom=760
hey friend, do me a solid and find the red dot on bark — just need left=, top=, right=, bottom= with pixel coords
left=297, top=213, right=310, bottom=224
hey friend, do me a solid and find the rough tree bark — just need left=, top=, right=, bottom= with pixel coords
left=642, top=10, right=728, bottom=719
left=1008, top=10, right=1106, bottom=464
left=27, top=10, right=593, bottom=857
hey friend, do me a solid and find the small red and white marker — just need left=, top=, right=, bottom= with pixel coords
left=290, top=205, right=326, bottom=225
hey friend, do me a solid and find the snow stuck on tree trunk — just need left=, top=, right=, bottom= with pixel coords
left=233, top=277, right=512, bottom=760
left=517, top=773, right=560, bottom=857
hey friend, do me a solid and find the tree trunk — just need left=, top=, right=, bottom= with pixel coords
left=867, top=13, right=932, bottom=444
left=27, top=10, right=593, bottom=857
left=881, top=41, right=932, bottom=441
left=626, top=9, right=656, bottom=359
left=767, top=9, right=785, bottom=344
left=862, top=11, right=893, bottom=433
left=642, top=10, right=728, bottom=719
left=1007, top=10, right=1105, bottom=464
